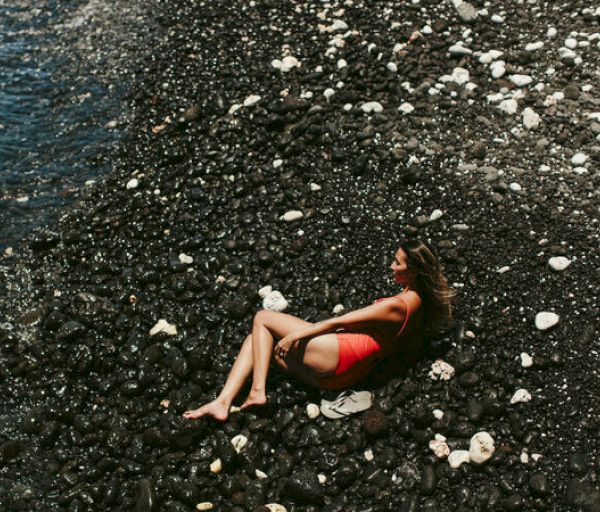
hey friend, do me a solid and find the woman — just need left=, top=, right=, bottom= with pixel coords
left=183, top=239, right=455, bottom=421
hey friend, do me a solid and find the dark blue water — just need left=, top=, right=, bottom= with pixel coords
left=0, top=1, right=125, bottom=251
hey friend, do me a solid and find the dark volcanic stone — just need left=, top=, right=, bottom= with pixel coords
left=420, top=464, right=437, bottom=495
left=529, top=473, right=549, bottom=497
left=363, top=409, right=389, bottom=436
left=504, top=493, right=523, bottom=511
left=565, top=479, right=600, bottom=511
left=458, top=371, right=479, bottom=387
left=285, top=470, right=324, bottom=505
left=568, top=453, right=591, bottom=475
left=135, top=479, right=155, bottom=512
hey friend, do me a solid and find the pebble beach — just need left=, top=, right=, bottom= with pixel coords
left=1, top=1, right=599, bottom=510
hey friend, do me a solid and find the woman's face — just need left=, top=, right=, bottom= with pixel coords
left=390, top=247, right=411, bottom=285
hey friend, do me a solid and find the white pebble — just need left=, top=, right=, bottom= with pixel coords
left=571, top=152, right=588, bottom=165
left=547, top=27, right=557, bottom=38
left=337, top=59, right=347, bottom=69
left=4, top=247, right=13, bottom=257
left=429, top=438, right=450, bottom=459
left=309, top=183, right=321, bottom=191
left=265, top=505, right=288, bottom=512
left=520, top=352, right=533, bottom=368
left=497, top=266, right=510, bottom=274
left=509, top=182, right=522, bottom=192
left=490, top=14, right=504, bottom=24
left=364, top=449, right=374, bottom=461
left=564, top=38, right=578, bottom=49
left=231, top=434, right=248, bottom=454
left=429, top=359, right=455, bottom=381
left=510, top=389, right=532, bottom=404
left=255, top=469, right=268, bottom=480
left=429, top=209, right=443, bottom=221
left=498, top=99, right=518, bottom=115
left=243, top=94, right=261, bottom=107
left=531, top=454, right=543, bottom=462
left=263, top=290, right=289, bottom=312
left=196, top=503, right=214, bottom=511
left=360, top=101, right=383, bottom=113
left=126, top=178, right=139, bottom=190
left=433, top=409, right=444, bottom=420
left=273, top=159, right=283, bottom=168
left=281, top=210, right=303, bottom=222
left=149, top=319, right=177, bottom=336
left=548, top=256, right=571, bottom=271
left=466, top=330, right=475, bottom=338
left=209, top=458, right=222, bottom=474
left=469, top=432, right=495, bottom=464
left=448, top=450, right=471, bottom=468
left=306, top=403, right=320, bottom=419
left=324, top=88, right=335, bottom=100
left=178, top=253, right=193, bottom=264
left=398, top=102, right=414, bottom=114
left=449, top=44, right=473, bottom=56
left=520, top=451, right=530, bottom=464
left=525, top=41, right=544, bottom=52
left=318, top=474, right=327, bottom=484
left=522, top=107, right=540, bottom=129
left=509, top=74, right=533, bottom=87
left=387, top=62, right=398, bottom=73
left=535, top=312, right=559, bottom=330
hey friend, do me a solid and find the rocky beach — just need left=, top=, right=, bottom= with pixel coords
left=1, top=0, right=599, bottom=510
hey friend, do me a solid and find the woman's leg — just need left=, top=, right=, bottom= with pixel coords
left=183, top=334, right=254, bottom=421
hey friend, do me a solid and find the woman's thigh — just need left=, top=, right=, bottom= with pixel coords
left=256, top=310, right=313, bottom=339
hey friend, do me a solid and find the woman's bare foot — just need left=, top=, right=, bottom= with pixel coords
left=183, top=399, right=229, bottom=421
left=240, top=389, right=267, bottom=410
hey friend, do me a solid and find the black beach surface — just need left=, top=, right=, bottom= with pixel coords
left=1, top=1, right=599, bottom=510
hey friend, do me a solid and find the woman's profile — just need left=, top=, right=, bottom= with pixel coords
left=183, top=239, right=455, bottom=421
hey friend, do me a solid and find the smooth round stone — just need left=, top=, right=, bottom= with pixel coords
left=126, top=178, right=139, bottom=189
left=509, top=182, right=522, bottom=192
left=535, top=312, right=559, bottom=330
left=520, top=353, right=533, bottom=368
left=509, top=74, right=533, bottom=87
left=196, top=503, right=213, bottom=511
left=265, top=505, right=287, bottom=512
left=281, top=210, right=303, bottom=222
left=548, top=256, right=571, bottom=271
left=306, top=403, right=320, bottom=419
left=448, top=450, right=470, bottom=468
left=360, top=101, right=384, bottom=114
left=505, top=494, right=523, bottom=511
left=420, top=465, right=437, bottom=495
left=571, top=152, right=588, bottom=165
left=529, top=473, right=549, bottom=496
left=243, top=94, right=261, bottom=106
left=469, top=432, right=495, bottom=464
left=399, top=102, right=414, bottom=114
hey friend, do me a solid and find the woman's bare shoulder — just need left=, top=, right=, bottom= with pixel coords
left=398, top=290, right=422, bottom=312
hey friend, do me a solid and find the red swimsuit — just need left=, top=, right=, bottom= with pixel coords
left=315, top=292, right=422, bottom=390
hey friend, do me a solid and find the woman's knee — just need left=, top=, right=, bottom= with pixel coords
left=253, top=309, right=271, bottom=327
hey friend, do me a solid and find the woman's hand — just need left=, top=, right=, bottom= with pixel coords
left=275, top=333, right=302, bottom=359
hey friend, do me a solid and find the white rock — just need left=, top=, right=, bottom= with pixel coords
left=149, top=319, right=177, bottom=336
left=263, top=291, right=289, bottom=312
left=520, top=352, right=533, bottom=368
left=510, top=74, right=533, bottom=87
left=509, top=182, right=522, bottom=192
left=565, top=38, right=578, bottom=49
left=387, top=62, right=398, bottom=73
left=280, top=56, right=300, bottom=72
left=126, top=178, right=139, bottom=190
left=520, top=451, right=530, bottom=464
left=531, top=454, right=543, bottom=462
left=273, top=159, right=283, bottom=168
left=559, top=47, right=577, bottom=60
left=526, top=41, right=544, bottom=52
left=360, top=101, right=384, bottom=113
left=449, top=44, right=472, bottom=55
left=535, top=312, right=559, bottom=330
left=4, top=247, right=13, bottom=257
left=255, top=469, right=268, bottom=479
left=398, top=102, right=415, bottom=114
left=178, top=253, right=193, bottom=264
left=196, top=503, right=214, bottom=511
left=498, top=99, right=518, bottom=115
left=307, top=403, right=320, bottom=419
left=433, top=409, right=444, bottom=420
left=324, top=88, right=335, bottom=100
left=448, top=450, right=471, bottom=468
left=571, top=152, right=588, bottom=165
left=490, top=14, right=504, bottom=24
left=547, top=27, right=557, bottom=38
left=258, top=285, right=273, bottom=298
left=510, top=388, right=532, bottom=404
left=469, top=432, right=495, bottom=464
left=548, top=256, right=571, bottom=271
left=429, top=359, right=455, bottom=381
left=281, top=210, right=303, bottom=222
left=310, top=183, right=321, bottom=191
left=523, top=107, right=540, bottom=129
left=231, top=434, right=248, bottom=454
left=265, top=505, right=288, bottom=512
left=209, top=458, right=222, bottom=474
left=333, top=304, right=345, bottom=314
left=318, top=474, right=327, bottom=484
left=453, top=1, right=478, bottom=22
left=491, top=63, right=506, bottom=79
left=497, top=266, right=510, bottom=274
left=430, top=209, right=443, bottom=221
left=243, top=94, right=261, bottom=107
left=429, top=438, right=450, bottom=459
left=228, top=104, right=241, bottom=115
left=337, top=58, right=347, bottom=69
left=364, top=449, right=374, bottom=461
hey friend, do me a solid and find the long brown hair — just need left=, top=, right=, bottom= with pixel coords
left=401, top=239, right=456, bottom=338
